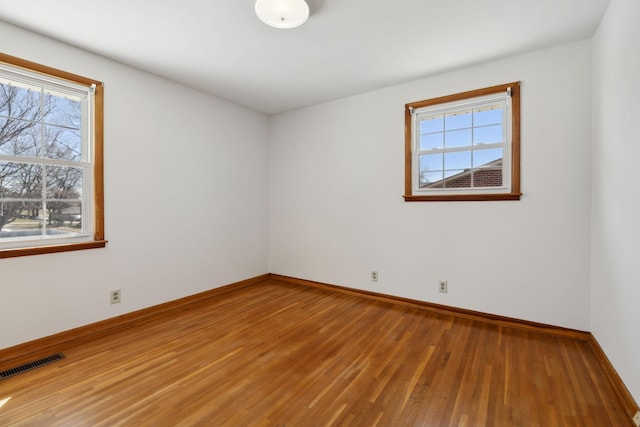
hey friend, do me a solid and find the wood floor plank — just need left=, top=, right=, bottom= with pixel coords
left=0, top=278, right=633, bottom=426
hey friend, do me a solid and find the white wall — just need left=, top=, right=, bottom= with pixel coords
left=0, top=22, right=269, bottom=350
left=592, top=0, right=640, bottom=405
left=269, top=41, right=593, bottom=331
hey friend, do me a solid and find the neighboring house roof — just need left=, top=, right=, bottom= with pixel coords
left=423, top=159, right=503, bottom=189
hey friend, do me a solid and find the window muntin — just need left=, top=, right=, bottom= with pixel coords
left=0, top=54, right=105, bottom=256
left=404, top=82, right=520, bottom=201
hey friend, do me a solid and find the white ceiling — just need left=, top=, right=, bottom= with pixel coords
left=0, top=0, right=610, bottom=115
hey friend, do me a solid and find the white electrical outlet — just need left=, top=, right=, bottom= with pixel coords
left=110, top=289, right=121, bottom=304
left=632, top=410, right=640, bottom=427
left=371, top=271, right=379, bottom=282
left=439, top=280, right=448, bottom=293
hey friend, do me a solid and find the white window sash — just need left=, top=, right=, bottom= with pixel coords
left=411, top=91, right=512, bottom=195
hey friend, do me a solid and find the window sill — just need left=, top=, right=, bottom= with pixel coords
left=403, top=193, right=522, bottom=202
left=0, top=240, right=108, bottom=259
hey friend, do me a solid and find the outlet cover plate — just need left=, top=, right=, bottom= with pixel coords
left=110, top=289, right=121, bottom=304
left=439, top=280, right=448, bottom=293
left=632, top=410, right=640, bottom=427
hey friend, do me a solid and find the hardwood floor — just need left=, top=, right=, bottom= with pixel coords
left=0, top=278, right=632, bottom=426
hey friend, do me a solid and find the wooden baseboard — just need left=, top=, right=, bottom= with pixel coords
left=0, top=274, right=270, bottom=369
left=269, top=274, right=591, bottom=340
left=588, top=335, right=640, bottom=419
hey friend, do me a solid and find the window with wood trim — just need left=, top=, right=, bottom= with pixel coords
left=404, top=82, right=521, bottom=201
left=0, top=53, right=105, bottom=258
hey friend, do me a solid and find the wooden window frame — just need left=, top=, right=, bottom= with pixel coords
left=0, top=53, right=106, bottom=258
left=404, top=82, right=521, bottom=202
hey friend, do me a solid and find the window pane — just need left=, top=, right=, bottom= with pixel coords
left=0, top=119, right=41, bottom=157
left=473, top=148, right=503, bottom=168
left=473, top=168, right=503, bottom=187
left=46, top=200, right=82, bottom=234
left=0, top=201, right=43, bottom=236
left=420, top=132, right=443, bottom=150
left=0, top=82, right=41, bottom=122
left=443, top=170, right=470, bottom=188
left=46, top=166, right=82, bottom=199
left=0, top=162, right=43, bottom=197
left=474, top=124, right=503, bottom=145
left=44, top=125, right=82, bottom=161
left=419, top=153, right=443, bottom=172
left=43, top=92, right=81, bottom=129
left=444, top=150, right=471, bottom=170
left=419, top=154, right=444, bottom=187
left=473, top=107, right=502, bottom=126
left=420, top=116, right=443, bottom=133
left=420, top=171, right=443, bottom=188
left=445, top=128, right=472, bottom=148
left=445, top=111, right=471, bottom=130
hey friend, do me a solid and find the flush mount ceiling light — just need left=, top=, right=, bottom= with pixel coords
left=255, top=0, right=309, bottom=29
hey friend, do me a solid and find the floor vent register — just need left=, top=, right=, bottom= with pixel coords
left=0, top=353, right=65, bottom=380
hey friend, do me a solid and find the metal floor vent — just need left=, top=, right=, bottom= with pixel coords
left=0, top=353, right=65, bottom=380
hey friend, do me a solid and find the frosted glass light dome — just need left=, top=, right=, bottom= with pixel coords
left=255, top=0, right=309, bottom=29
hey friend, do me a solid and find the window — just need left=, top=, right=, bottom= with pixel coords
left=0, top=53, right=105, bottom=258
left=404, top=82, right=520, bottom=201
